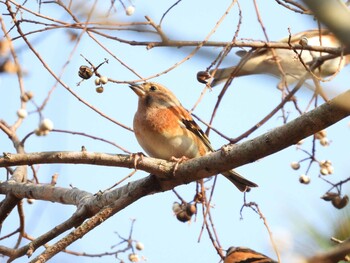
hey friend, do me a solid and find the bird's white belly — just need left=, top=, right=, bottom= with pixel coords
left=135, top=130, right=199, bottom=160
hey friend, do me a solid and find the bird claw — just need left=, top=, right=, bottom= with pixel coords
left=131, top=152, right=146, bottom=170
left=170, top=156, right=189, bottom=176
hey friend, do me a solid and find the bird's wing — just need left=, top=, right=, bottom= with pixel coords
left=181, top=117, right=214, bottom=152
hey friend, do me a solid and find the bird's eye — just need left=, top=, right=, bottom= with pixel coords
left=150, top=85, right=157, bottom=91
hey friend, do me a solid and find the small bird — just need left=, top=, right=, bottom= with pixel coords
left=199, top=29, right=350, bottom=89
left=224, top=246, right=277, bottom=263
left=129, top=82, right=257, bottom=192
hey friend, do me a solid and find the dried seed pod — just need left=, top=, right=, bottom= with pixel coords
left=319, top=160, right=332, bottom=168
left=299, top=174, right=310, bottom=184
left=135, top=241, right=144, bottom=251
left=96, top=86, right=104, bottom=93
left=173, top=201, right=194, bottom=222
left=100, top=76, right=108, bottom=84
left=194, top=192, right=204, bottom=203
left=94, top=78, right=101, bottom=86
left=41, top=130, right=50, bottom=136
left=327, top=165, right=334, bottom=174
left=172, top=202, right=181, bottom=214
left=39, top=118, right=54, bottom=131
left=0, top=59, right=18, bottom=74
left=290, top=162, right=300, bottom=170
left=319, top=137, right=329, bottom=146
left=319, top=160, right=333, bottom=175
left=331, top=195, right=349, bottom=209
left=25, top=91, right=34, bottom=100
left=186, top=203, right=197, bottom=216
left=176, top=210, right=192, bottom=223
left=320, top=167, right=329, bottom=175
left=128, top=253, right=139, bottom=262
left=126, top=6, right=135, bottom=16
left=34, top=128, right=44, bottom=136
left=296, top=139, right=304, bottom=145
left=321, top=192, right=339, bottom=202
left=78, top=65, right=93, bottom=79
left=17, top=109, right=28, bottom=118
left=21, top=93, right=30, bottom=102
left=314, top=129, right=327, bottom=140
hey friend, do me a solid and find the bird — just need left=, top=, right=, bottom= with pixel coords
left=129, top=82, right=257, bottom=192
left=198, top=29, right=350, bottom=89
left=224, top=246, right=277, bottom=263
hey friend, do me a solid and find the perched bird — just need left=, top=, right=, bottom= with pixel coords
left=129, top=82, right=257, bottom=192
left=224, top=246, right=277, bottom=263
left=199, top=29, right=350, bottom=89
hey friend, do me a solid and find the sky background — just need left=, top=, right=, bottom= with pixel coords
left=1, top=0, right=350, bottom=262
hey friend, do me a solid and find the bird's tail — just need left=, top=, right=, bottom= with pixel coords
left=221, top=170, right=258, bottom=192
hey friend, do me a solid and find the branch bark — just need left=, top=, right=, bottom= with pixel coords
left=0, top=88, right=349, bottom=261
left=24, top=88, right=350, bottom=262
left=1, top=89, right=350, bottom=197
left=303, top=0, right=350, bottom=47
left=307, top=239, right=350, bottom=263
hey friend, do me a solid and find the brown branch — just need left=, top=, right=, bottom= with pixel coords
left=5, top=0, right=349, bottom=56
left=302, top=0, right=350, bottom=48
left=14, top=201, right=25, bottom=249
left=145, top=16, right=168, bottom=42
left=306, top=239, right=350, bottom=263
left=0, top=89, right=349, bottom=261
left=204, top=1, right=242, bottom=136
left=0, top=181, right=93, bottom=206
left=90, top=30, right=347, bottom=54
left=27, top=175, right=159, bottom=262
left=1, top=89, right=350, bottom=188
left=0, top=120, right=27, bottom=227
left=0, top=208, right=88, bottom=261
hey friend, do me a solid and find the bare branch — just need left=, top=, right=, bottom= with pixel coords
left=1, top=89, right=349, bottom=189
left=306, top=239, right=350, bottom=263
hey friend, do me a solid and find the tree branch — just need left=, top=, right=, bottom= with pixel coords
left=0, top=181, right=92, bottom=206
left=4, top=88, right=348, bottom=261
left=302, top=0, right=350, bottom=47
left=307, top=239, right=350, bottom=263
left=1, top=90, right=350, bottom=194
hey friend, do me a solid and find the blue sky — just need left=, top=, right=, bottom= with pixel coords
left=1, top=1, right=350, bottom=262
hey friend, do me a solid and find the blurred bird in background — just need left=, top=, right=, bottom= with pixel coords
left=198, top=29, right=350, bottom=91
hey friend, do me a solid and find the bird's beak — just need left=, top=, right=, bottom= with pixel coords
left=129, top=83, right=145, bottom=97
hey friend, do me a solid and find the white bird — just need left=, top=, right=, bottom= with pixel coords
left=198, top=29, right=350, bottom=90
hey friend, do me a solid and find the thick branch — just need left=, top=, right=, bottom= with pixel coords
left=303, top=0, right=350, bottom=48
left=0, top=181, right=92, bottom=206
left=1, top=90, right=349, bottom=192
left=28, top=175, right=160, bottom=263
left=307, top=239, right=350, bottom=263
left=0, top=166, right=26, bottom=226
left=0, top=37, right=348, bottom=263
left=20, top=83, right=350, bottom=260
left=111, top=37, right=346, bottom=54
left=0, top=208, right=88, bottom=261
